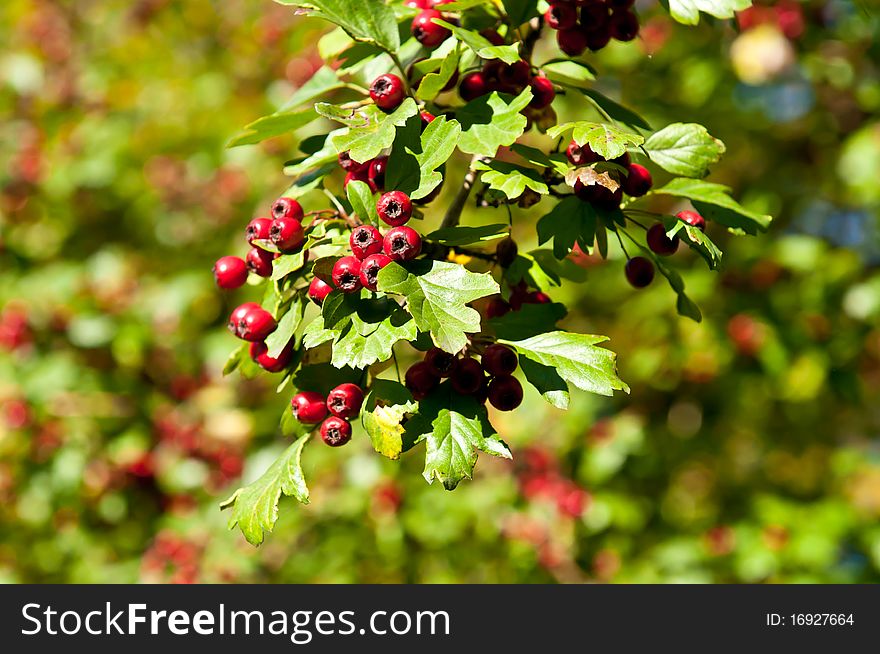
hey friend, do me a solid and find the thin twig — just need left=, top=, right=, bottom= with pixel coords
left=323, top=188, right=359, bottom=228
left=440, top=155, right=482, bottom=229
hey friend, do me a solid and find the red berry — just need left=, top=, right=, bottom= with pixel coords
left=574, top=180, right=619, bottom=210
left=213, top=256, right=248, bottom=289
left=425, top=347, right=456, bottom=377
left=344, top=168, right=370, bottom=189
left=308, top=277, right=334, bottom=305
left=412, top=9, right=450, bottom=48
left=229, top=304, right=276, bottom=341
left=488, top=375, right=523, bottom=411
left=383, top=226, right=422, bottom=261
left=321, top=416, right=352, bottom=447
left=528, top=76, right=555, bottom=109
left=625, top=256, right=655, bottom=288
left=545, top=3, right=578, bottom=30
left=646, top=223, right=679, bottom=256
left=377, top=191, right=413, bottom=227
left=525, top=290, right=552, bottom=304
left=245, top=217, right=272, bottom=246
left=459, top=72, right=489, bottom=101
left=420, top=110, right=436, bottom=127
left=486, top=297, right=511, bottom=319
left=369, top=74, right=406, bottom=111
left=405, top=361, right=440, bottom=400
left=608, top=0, right=635, bottom=8
left=557, top=28, right=588, bottom=56
left=566, top=140, right=601, bottom=166
left=291, top=391, right=328, bottom=424
left=677, top=210, right=706, bottom=231
left=581, top=4, right=611, bottom=31
left=331, top=256, right=363, bottom=294
left=349, top=225, right=383, bottom=260
left=326, top=383, right=364, bottom=419
left=249, top=341, right=292, bottom=373
left=228, top=302, right=259, bottom=336
left=610, top=10, right=640, bottom=42
left=359, top=253, right=393, bottom=291
left=500, top=61, right=531, bottom=91
left=338, top=151, right=368, bottom=173
left=622, top=163, right=652, bottom=197
left=269, top=217, right=305, bottom=252
left=613, top=152, right=632, bottom=167
left=406, top=0, right=432, bottom=8
left=480, top=28, right=505, bottom=46
left=481, top=344, right=518, bottom=377
left=271, top=197, right=303, bottom=222
left=368, top=156, right=387, bottom=192
left=450, top=357, right=485, bottom=395
left=246, top=247, right=274, bottom=277
left=586, top=27, right=612, bottom=51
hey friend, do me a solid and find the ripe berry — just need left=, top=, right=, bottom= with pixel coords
left=528, top=76, right=555, bottom=109
left=269, top=217, right=305, bottom=252
left=308, top=277, right=334, bottom=305
left=486, top=297, right=511, bottom=319
left=450, top=357, right=485, bottom=395
left=368, top=156, right=387, bottom=192
left=500, top=61, right=531, bottom=91
left=326, top=383, right=365, bottom=419
left=495, top=237, right=518, bottom=267
left=581, top=4, right=611, bottom=31
left=349, top=225, right=383, bottom=260
left=420, top=110, right=436, bottom=127
left=646, top=223, right=679, bottom=256
left=482, top=344, right=518, bottom=377
left=227, top=302, right=260, bottom=337
left=246, top=247, right=274, bottom=277
left=405, top=361, right=440, bottom=400
left=608, top=0, right=635, bottom=7
left=610, top=10, right=640, bottom=42
left=377, top=191, right=413, bottom=227
left=229, top=304, right=276, bottom=341
left=545, top=3, right=578, bottom=30
left=383, top=226, right=422, bottom=261
left=526, top=290, right=552, bottom=304
left=331, top=256, right=363, bottom=294
left=613, top=152, right=632, bottom=167
left=625, top=256, right=655, bottom=288
left=412, top=9, right=450, bottom=48
left=245, top=217, right=272, bottom=246
left=459, top=72, right=488, bottom=102
left=623, top=164, right=652, bottom=197
left=566, top=140, right=601, bottom=166
left=321, top=416, right=352, bottom=447
left=338, top=151, right=368, bottom=173
left=359, top=253, right=393, bottom=291
left=291, top=391, right=328, bottom=424
left=249, top=341, right=292, bottom=373
left=271, top=197, right=304, bottom=222
left=369, top=74, right=406, bottom=111
left=586, top=27, right=612, bottom=51
left=488, top=375, right=523, bottom=411
left=473, top=376, right=490, bottom=405
left=213, top=256, right=248, bottom=289
left=557, top=28, right=588, bottom=56
left=344, top=168, right=370, bottom=189
left=677, top=210, right=706, bottom=231
left=425, top=347, right=455, bottom=377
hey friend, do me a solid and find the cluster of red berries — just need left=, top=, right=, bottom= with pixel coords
left=225, top=301, right=289, bottom=371
left=547, top=0, right=640, bottom=56
left=290, top=383, right=365, bottom=447
left=566, top=139, right=651, bottom=211
left=405, top=344, right=524, bottom=411
left=408, top=2, right=455, bottom=49
left=141, top=530, right=201, bottom=584
left=486, top=280, right=551, bottom=320
left=0, top=305, right=31, bottom=352
left=459, top=55, right=555, bottom=112
left=626, top=210, right=707, bottom=289
left=516, top=446, right=590, bottom=518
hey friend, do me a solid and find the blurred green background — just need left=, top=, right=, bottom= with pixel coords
left=1, top=0, right=879, bottom=583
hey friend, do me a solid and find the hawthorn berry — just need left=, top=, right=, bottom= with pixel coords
left=482, top=344, right=518, bottom=377
left=269, top=217, right=304, bottom=252
left=246, top=247, right=274, bottom=277
left=495, top=237, right=518, bottom=267
left=377, top=191, right=413, bottom=227
left=545, top=3, right=578, bottom=30
left=326, top=383, right=365, bottom=419
left=321, top=415, right=353, bottom=446
left=245, top=217, right=272, bottom=245
left=271, top=197, right=303, bottom=222
left=344, top=168, right=370, bottom=189
left=213, top=256, right=248, bottom=289
left=450, top=357, right=485, bottom=395
left=228, top=302, right=260, bottom=336
left=383, top=226, right=421, bottom=262
left=291, top=391, right=328, bottom=424
left=331, top=256, right=363, bottom=293
left=308, top=277, right=333, bottom=305
left=613, top=151, right=632, bottom=167
left=425, top=347, right=456, bottom=377
left=557, top=28, right=589, bottom=57
left=412, top=9, right=450, bottom=48
left=486, top=297, right=511, bottom=319
left=581, top=3, right=611, bottom=31
left=229, top=303, right=276, bottom=341
left=500, top=61, right=531, bottom=91
left=405, top=361, right=439, bottom=400
left=459, top=72, right=489, bottom=101
left=566, top=140, right=601, bottom=166
left=610, top=10, right=640, bottom=42
left=249, top=341, right=292, bottom=373
left=677, top=210, right=706, bottom=231
left=368, top=156, right=388, bottom=192
left=526, top=290, right=552, bottom=304
left=608, top=0, right=635, bottom=8
left=349, top=225, right=383, bottom=260
left=528, top=76, right=555, bottom=109
left=646, top=223, right=679, bottom=256
left=586, top=27, right=612, bottom=52
left=488, top=375, right=523, bottom=411
left=420, top=110, right=436, bottom=127
left=359, top=253, right=393, bottom=291
left=369, top=74, right=405, bottom=112
left=625, top=256, right=655, bottom=288
left=338, top=151, right=368, bottom=173
left=622, top=164, right=653, bottom=197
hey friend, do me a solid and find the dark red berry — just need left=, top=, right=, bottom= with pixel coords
left=271, top=197, right=304, bottom=222
left=291, top=391, right=328, bottom=424
left=495, top=237, right=518, bottom=267
left=249, top=341, right=292, bottom=373
left=480, top=28, right=505, bottom=46
left=344, top=167, right=370, bottom=189
left=450, top=357, right=485, bottom=395
left=213, top=256, right=248, bottom=289
left=369, top=74, right=406, bottom=111
left=245, top=217, right=272, bottom=246
left=383, top=226, right=422, bottom=261
left=586, top=27, right=612, bottom=51
left=566, top=140, right=601, bottom=166
left=610, top=10, right=640, bottom=42
left=368, top=156, right=387, bottom=192
left=320, top=416, right=352, bottom=447
left=488, top=375, right=523, bottom=411
left=326, top=383, right=365, bottom=419
left=613, top=152, right=631, bottom=167
left=338, top=151, right=368, bottom=173
left=425, top=347, right=455, bottom=377
left=308, top=277, right=334, bottom=305
left=481, top=344, right=518, bottom=377
left=412, top=9, right=450, bottom=48
left=230, top=303, right=276, bottom=341
left=246, top=247, right=274, bottom=277
left=227, top=302, right=260, bottom=337
left=545, top=3, right=578, bottom=30
left=646, top=223, right=679, bottom=256
left=580, top=4, right=611, bottom=31
left=486, top=297, right=511, bottom=319
left=459, top=72, right=488, bottom=101
left=405, top=361, right=440, bottom=400
left=525, top=290, right=552, bottom=304
left=269, top=217, right=305, bottom=252
left=608, top=0, right=635, bottom=8
left=377, top=191, right=413, bottom=227
left=359, top=253, right=393, bottom=291
left=622, top=163, right=652, bottom=197
left=349, top=225, right=383, bottom=260
left=500, top=61, right=531, bottom=91
left=677, top=210, right=706, bottom=231
left=473, top=376, right=490, bottom=405
left=331, top=256, right=363, bottom=293
left=482, top=60, right=506, bottom=92
left=420, top=110, right=435, bottom=127
left=557, top=28, right=588, bottom=56
left=528, top=76, right=555, bottom=109
left=625, top=256, right=655, bottom=288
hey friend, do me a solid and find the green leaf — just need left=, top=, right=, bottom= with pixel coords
left=500, top=331, right=629, bottom=397
left=547, top=121, right=644, bottom=160
left=330, top=98, right=419, bottom=163
left=222, top=343, right=249, bottom=376
left=280, top=162, right=336, bottom=198
left=502, top=0, right=540, bottom=26
left=457, top=88, right=532, bottom=157
left=361, top=380, right=419, bottom=459
left=510, top=144, right=570, bottom=176
left=271, top=251, right=308, bottom=281
left=278, top=0, right=400, bottom=53
left=432, top=20, right=521, bottom=64
left=577, top=88, right=651, bottom=130
left=661, top=214, right=723, bottom=269
left=228, top=107, right=319, bottom=147
left=541, top=59, right=596, bottom=87
left=283, top=128, right=346, bottom=177
left=425, top=224, right=509, bottom=246
left=264, top=297, right=307, bottom=358
left=519, top=357, right=570, bottom=410
left=377, top=260, right=500, bottom=353
left=667, top=0, right=752, bottom=26
left=278, top=66, right=346, bottom=111
left=387, top=115, right=461, bottom=199
left=412, top=381, right=511, bottom=490
left=416, top=45, right=461, bottom=101
left=345, top=180, right=378, bottom=225
left=489, top=301, right=567, bottom=341
left=644, top=122, right=726, bottom=178
left=221, top=433, right=311, bottom=546
left=474, top=160, right=548, bottom=199
left=652, top=178, right=773, bottom=234
left=537, top=196, right=598, bottom=259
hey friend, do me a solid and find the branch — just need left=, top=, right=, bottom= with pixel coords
left=440, top=155, right=482, bottom=229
